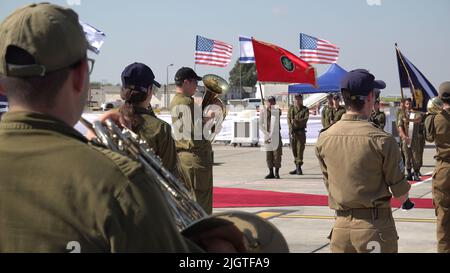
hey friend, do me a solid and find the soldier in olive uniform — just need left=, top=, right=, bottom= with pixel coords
left=170, top=67, right=214, bottom=214
left=397, top=98, right=423, bottom=181
left=288, top=94, right=309, bottom=175
left=425, top=82, right=450, bottom=253
left=412, top=112, right=426, bottom=176
left=321, top=94, right=334, bottom=128
left=0, top=3, right=243, bottom=252
left=118, top=62, right=181, bottom=178
left=331, top=94, right=346, bottom=124
left=369, top=96, right=386, bottom=130
left=316, top=69, right=410, bottom=253
left=260, top=96, right=283, bottom=179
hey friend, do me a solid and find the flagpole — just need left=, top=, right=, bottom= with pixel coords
left=395, top=44, right=417, bottom=100
left=395, top=43, right=417, bottom=147
left=239, top=62, right=242, bottom=93
left=258, top=82, right=264, bottom=104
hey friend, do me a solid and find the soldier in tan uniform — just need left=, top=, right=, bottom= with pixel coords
left=369, top=96, right=386, bottom=130
left=170, top=67, right=214, bottom=214
left=397, top=98, right=424, bottom=181
left=260, top=96, right=282, bottom=179
left=0, top=3, right=243, bottom=252
left=288, top=94, right=309, bottom=175
left=118, top=62, right=180, bottom=177
left=331, top=94, right=346, bottom=124
left=425, top=82, right=450, bottom=253
left=316, top=69, right=411, bottom=253
left=321, top=94, right=334, bottom=128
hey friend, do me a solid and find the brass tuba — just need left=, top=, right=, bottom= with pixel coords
left=201, top=74, right=229, bottom=141
left=80, top=117, right=289, bottom=253
left=427, top=97, right=444, bottom=114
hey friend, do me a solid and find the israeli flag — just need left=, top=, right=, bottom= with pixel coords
left=239, top=36, right=255, bottom=63
left=80, top=21, right=106, bottom=54
left=0, top=95, right=8, bottom=116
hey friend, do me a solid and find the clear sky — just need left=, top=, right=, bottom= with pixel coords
left=1, top=0, right=449, bottom=96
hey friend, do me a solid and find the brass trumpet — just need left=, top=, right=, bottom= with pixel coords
left=201, top=74, right=229, bottom=141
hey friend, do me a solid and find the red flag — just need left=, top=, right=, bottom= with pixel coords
left=252, top=38, right=316, bottom=85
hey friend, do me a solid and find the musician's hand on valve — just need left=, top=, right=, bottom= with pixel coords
left=98, top=109, right=129, bottom=128
left=188, top=223, right=246, bottom=253
left=86, top=110, right=130, bottom=141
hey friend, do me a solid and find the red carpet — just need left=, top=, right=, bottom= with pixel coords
left=408, top=175, right=432, bottom=185
left=213, top=187, right=433, bottom=209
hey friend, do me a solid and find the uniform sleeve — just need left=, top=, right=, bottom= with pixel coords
left=159, top=123, right=181, bottom=178
left=103, top=168, right=201, bottom=253
left=397, top=113, right=404, bottom=128
left=380, top=136, right=411, bottom=197
left=321, top=107, right=327, bottom=127
left=287, top=107, right=292, bottom=130
left=424, top=114, right=436, bottom=143
left=380, top=113, right=386, bottom=130
left=298, top=108, right=309, bottom=128
left=315, top=140, right=329, bottom=191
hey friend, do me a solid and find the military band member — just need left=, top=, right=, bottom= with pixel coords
left=118, top=62, right=181, bottom=178
left=425, top=82, right=450, bottom=253
left=316, top=69, right=410, bottom=253
left=170, top=67, right=214, bottom=214
left=0, top=3, right=243, bottom=252
left=261, top=96, right=282, bottom=179
left=321, top=93, right=334, bottom=128
left=288, top=94, right=309, bottom=175
left=369, top=96, right=386, bottom=130
left=331, top=94, right=346, bottom=124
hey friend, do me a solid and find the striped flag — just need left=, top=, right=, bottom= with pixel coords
left=195, top=35, right=233, bottom=67
left=299, top=33, right=339, bottom=64
left=80, top=21, right=106, bottom=54
left=0, top=95, right=8, bottom=117
left=239, top=36, right=255, bottom=63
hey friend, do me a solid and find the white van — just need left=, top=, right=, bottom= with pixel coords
left=243, top=98, right=262, bottom=109
left=101, top=101, right=122, bottom=111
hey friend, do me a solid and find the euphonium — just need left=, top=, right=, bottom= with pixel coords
left=80, top=117, right=289, bottom=252
left=201, top=74, right=229, bottom=141
left=427, top=97, right=444, bottom=114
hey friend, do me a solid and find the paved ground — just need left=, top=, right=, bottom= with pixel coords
left=211, top=143, right=438, bottom=253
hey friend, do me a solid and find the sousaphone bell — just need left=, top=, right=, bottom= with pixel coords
left=201, top=74, right=229, bottom=141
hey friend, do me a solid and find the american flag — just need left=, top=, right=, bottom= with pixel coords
left=299, top=33, right=339, bottom=64
left=195, top=35, right=233, bottom=67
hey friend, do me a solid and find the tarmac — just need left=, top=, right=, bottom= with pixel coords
left=211, top=143, right=438, bottom=253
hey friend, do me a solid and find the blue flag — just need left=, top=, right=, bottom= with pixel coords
left=0, top=95, right=8, bottom=117
left=396, top=45, right=438, bottom=112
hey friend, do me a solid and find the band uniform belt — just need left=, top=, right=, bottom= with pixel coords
left=335, top=208, right=392, bottom=220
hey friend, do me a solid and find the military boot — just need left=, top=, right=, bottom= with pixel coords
left=265, top=168, right=275, bottom=179
left=297, top=165, right=303, bottom=175
left=406, top=169, right=413, bottom=181
left=275, top=168, right=280, bottom=179
left=289, top=165, right=297, bottom=175
left=413, top=170, right=421, bottom=181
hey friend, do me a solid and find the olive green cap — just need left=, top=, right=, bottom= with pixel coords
left=439, top=81, right=450, bottom=99
left=0, top=2, right=88, bottom=77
